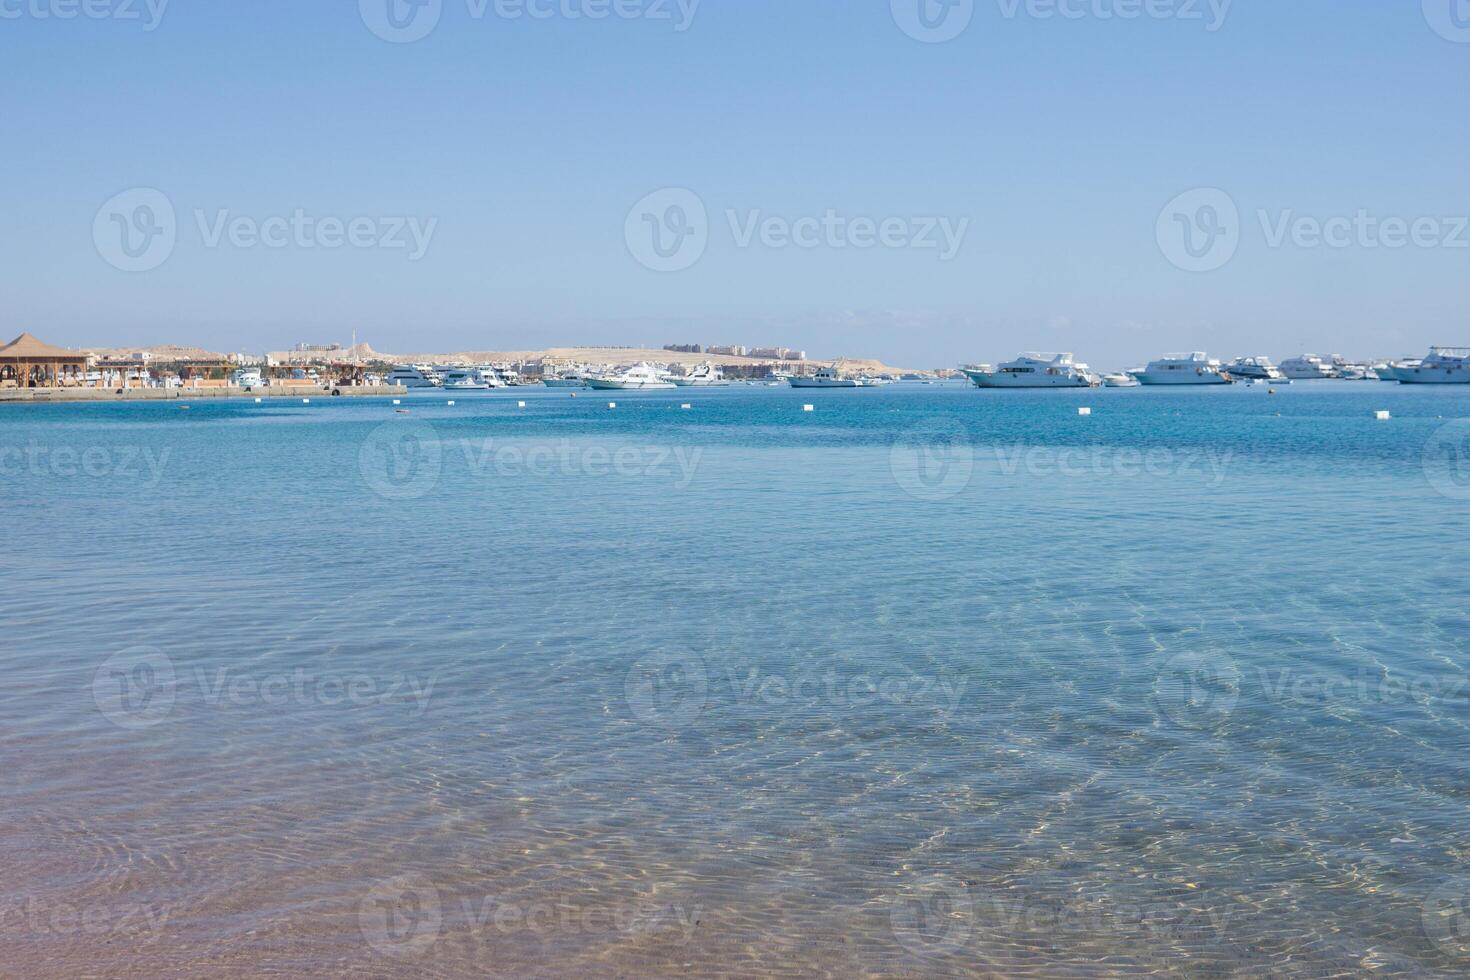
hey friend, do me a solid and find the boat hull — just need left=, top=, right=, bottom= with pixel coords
left=1390, top=367, right=1470, bottom=384
left=1132, top=374, right=1232, bottom=385
left=962, top=369, right=1096, bottom=388
left=585, top=379, right=676, bottom=390
left=542, top=378, right=586, bottom=387
left=789, top=378, right=859, bottom=388
left=669, top=378, right=729, bottom=387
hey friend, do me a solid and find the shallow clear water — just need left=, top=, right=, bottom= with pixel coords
left=2, top=381, right=1469, bottom=977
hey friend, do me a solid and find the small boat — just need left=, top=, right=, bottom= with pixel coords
left=542, top=371, right=587, bottom=388
left=1132, top=353, right=1232, bottom=386
left=586, top=363, right=677, bottom=390
left=961, top=353, right=1100, bottom=388
left=669, top=363, right=729, bottom=387
left=790, top=366, right=860, bottom=388
left=1102, top=373, right=1140, bottom=388
left=230, top=368, right=268, bottom=389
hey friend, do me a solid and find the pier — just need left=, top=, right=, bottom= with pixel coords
left=0, top=385, right=403, bottom=404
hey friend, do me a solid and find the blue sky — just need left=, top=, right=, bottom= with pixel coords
left=2, top=0, right=1467, bottom=368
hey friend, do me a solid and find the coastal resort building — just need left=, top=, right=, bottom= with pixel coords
left=0, top=332, right=87, bottom=388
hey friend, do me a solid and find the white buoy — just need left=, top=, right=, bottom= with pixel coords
left=392, top=399, right=401, bottom=405
left=1078, top=407, right=1092, bottom=416
left=254, top=397, right=262, bottom=404
left=608, top=402, right=617, bottom=410
left=681, top=403, right=692, bottom=410
left=518, top=401, right=526, bottom=408
left=1375, top=410, right=1391, bottom=420
left=803, top=404, right=815, bottom=413
left=302, top=398, right=310, bottom=404
left=447, top=400, right=456, bottom=406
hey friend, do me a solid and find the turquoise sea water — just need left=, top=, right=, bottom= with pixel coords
left=2, top=382, right=1469, bottom=977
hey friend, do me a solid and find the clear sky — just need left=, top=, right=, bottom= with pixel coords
left=3, top=0, right=1467, bottom=368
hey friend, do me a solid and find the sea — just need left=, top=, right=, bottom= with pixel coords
left=2, top=380, right=1468, bottom=977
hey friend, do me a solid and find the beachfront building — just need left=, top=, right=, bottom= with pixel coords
left=0, top=332, right=87, bottom=388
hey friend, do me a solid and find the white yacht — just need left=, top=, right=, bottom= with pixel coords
left=230, top=368, right=267, bottom=389
left=670, top=363, right=729, bottom=387
left=1386, top=347, right=1470, bottom=384
left=542, top=370, right=587, bottom=388
left=1279, top=355, right=1338, bottom=380
left=386, top=364, right=441, bottom=388
left=1223, top=356, right=1288, bottom=382
left=960, top=353, right=1100, bottom=388
left=1131, top=353, right=1232, bottom=386
left=585, top=363, right=677, bottom=390
left=441, top=368, right=498, bottom=391
left=790, top=366, right=860, bottom=388
left=1102, top=372, right=1140, bottom=388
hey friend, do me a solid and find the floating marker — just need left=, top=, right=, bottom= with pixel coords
left=518, top=401, right=526, bottom=408
left=1078, top=407, right=1092, bottom=416
left=392, top=399, right=401, bottom=405
left=396, top=409, right=410, bottom=414
left=254, top=397, right=262, bottom=403
left=302, top=398, right=310, bottom=404
left=681, top=403, right=692, bottom=410
left=803, top=404, right=815, bottom=412
left=1375, top=410, right=1391, bottom=420
left=447, top=400, right=456, bottom=406
left=608, top=402, right=617, bottom=409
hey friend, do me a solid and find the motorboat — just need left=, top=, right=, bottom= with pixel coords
left=1102, top=372, right=1140, bottom=388
left=789, top=366, right=860, bottom=388
left=961, top=353, right=1100, bottom=388
left=386, top=365, right=441, bottom=388
left=669, top=363, right=729, bottom=387
left=1280, top=355, right=1338, bottom=380
left=440, top=368, right=494, bottom=391
left=1223, top=356, right=1288, bottom=382
left=1131, top=353, right=1232, bottom=385
left=1385, top=347, right=1470, bottom=384
left=585, top=363, right=677, bottom=390
left=230, top=368, right=268, bottom=389
left=542, top=370, right=587, bottom=388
